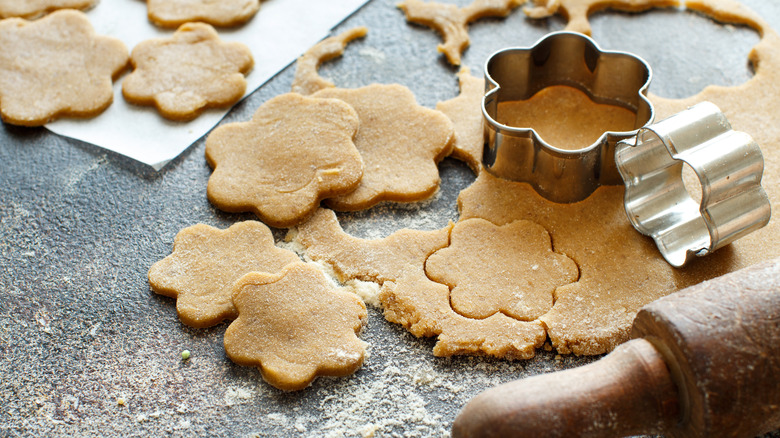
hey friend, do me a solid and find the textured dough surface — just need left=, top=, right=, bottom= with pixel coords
left=224, top=262, right=367, bottom=391
left=0, top=0, right=95, bottom=19
left=122, top=22, right=253, bottom=121
left=426, top=218, right=578, bottom=321
left=0, top=9, right=128, bottom=126
left=436, top=67, right=485, bottom=172
left=206, top=92, right=364, bottom=227
left=497, top=85, right=638, bottom=150
left=146, top=0, right=260, bottom=28
left=313, top=84, right=454, bottom=211
left=148, top=221, right=300, bottom=328
left=291, top=26, right=368, bottom=96
left=398, top=0, right=523, bottom=65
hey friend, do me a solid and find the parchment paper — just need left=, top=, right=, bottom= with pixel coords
left=45, top=0, right=369, bottom=170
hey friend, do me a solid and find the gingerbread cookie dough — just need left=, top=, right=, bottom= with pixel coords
left=148, top=221, right=300, bottom=328
left=146, top=0, right=260, bottom=28
left=224, top=262, right=367, bottom=391
left=312, top=84, right=454, bottom=211
left=425, top=218, right=578, bottom=321
left=435, top=67, right=485, bottom=172
left=398, top=0, right=523, bottom=65
left=122, top=22, right=254, bottom=121
left=523, top=0, right=678, bottom=35
left=205, top=92, right=364, bottom=227
left=497, top=85, right=638, bottom=150
left=0, top=9, right=128, bottom=126
left=0, top=0, right=95, bottom=19
left=291, top=26, right=368, bottom=96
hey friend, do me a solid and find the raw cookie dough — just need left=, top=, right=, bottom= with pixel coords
left=295, top=209, right=547, bottom=359
left=497, top=85, right=639, bottom=150
left=224, top=262, right=367, bottom=391
left=146, top=0, right=260, bottom=28
left=523, top=0, right=679, bottom=35
left=0, top=0, right=95, bottom=19
left=0, top=9, right=128, bottom=126
left=291, top=26, right=368, bottom=96
left=148, top=221, right=300, bottom=328
left=206, top=92, right=364, bottom=227
left=398, top=0, right=523, bottom=65
left=435, top=67, right=485, bottom=173
left=122, top=22, right=254, bottom=122
left=425, top=218, right=578, bottom=321
left=312, top=84, right=455, bottom=211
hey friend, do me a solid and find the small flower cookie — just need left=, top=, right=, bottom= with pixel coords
left=0, top=0, right=96, bottom=19
left=205, top=92, right=364, bottom=228
left=0, top=10, right=128, bottom=126
left=225, top=262, right=368, bottom=391
left=122, top=22, right=253, bottom=121
left=146, top=0, right=260, bottom=28
left=148, top=221, right=300, bottom=328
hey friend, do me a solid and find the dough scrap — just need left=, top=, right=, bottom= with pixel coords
left=522, top=0, right=679, bottom=35
left=122, top=22, right=254, bottom=122
left=435, top=67, right=485, bottom=173
left=224, top=262, right=367, bottom=391
left=294, top=209, right=547, bottom=359
left=205, top=92, right=364, bottom=227
left=148, top=221, right=300, bottom=328
left=425, top=218, right=578, bottom=321
left=0, top=9, right=128, bottom=126
left=291, top=26, right=368, bottom=96
left=497, top=85, right=638, bottom=150
left=398, top=0, right=523, bottom=65
left=312, top=84, right=455, bottom=211
left=0, top=0, right=96, bottom=19
left=146, top=0, right=260, bottom=28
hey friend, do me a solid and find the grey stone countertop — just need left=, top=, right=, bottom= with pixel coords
left=2, top=0, right=778, bottom=436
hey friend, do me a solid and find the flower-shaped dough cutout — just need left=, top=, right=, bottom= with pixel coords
left=425, top=218, right=578, bottom=321
left=146, top=0, right=260, bottom=28
left=291, top=26, right=367, bottom=96
left=224, top=262, right=367, bottom=391
left=313, top=84, right=454, bottom=211
left=523, top=0, right=678, bottom=35
left=398, top=0, right=523, bottom=65
left=0, top=10, right=128, bottom=126
left=122, top=23, right=253, bottom=121
left=0, top=0, right=96, bottom=19
left=148, top=221, right=300, bottom=328
left=205, top=92, right=364, bottom=227
left=436, top=67, right=485, bottom=173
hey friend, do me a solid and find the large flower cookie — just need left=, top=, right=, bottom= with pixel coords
left=224, top=262, right=368, bottom=391
left=426, top=218, right=578, bottom=321
left=0, top=10, right=128, bottom=126
left=0, top=0, right=96, bottom=19
left=313, top=84, right=454, bottom=211
left=148, top=221, right=300, bottom=328
left=205, top=92, right=364, bottom=227
left=122, top=22, right=254, bottom=121
left=146, top=0, right=260, bottom=28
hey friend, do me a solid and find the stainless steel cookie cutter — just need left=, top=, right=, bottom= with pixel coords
left=482, top=31, right=771, bottom=267
left=482, top=31, right=654, bottom=203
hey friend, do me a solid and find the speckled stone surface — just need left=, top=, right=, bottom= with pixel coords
left=1, top=0, right=779, bottom=436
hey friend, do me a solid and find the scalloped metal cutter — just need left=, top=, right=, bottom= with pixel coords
left=482, top=31, right=770, bottom=267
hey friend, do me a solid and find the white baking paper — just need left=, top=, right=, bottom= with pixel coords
left=45, top=0, right=369, bottom=170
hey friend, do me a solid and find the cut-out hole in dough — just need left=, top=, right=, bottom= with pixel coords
left=590, top=9, right=759, bottom=99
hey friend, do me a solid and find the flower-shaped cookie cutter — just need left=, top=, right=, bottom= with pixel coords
left=482, top=31, right=770, bottom=267
left=482, top=31, right=654, bottom=203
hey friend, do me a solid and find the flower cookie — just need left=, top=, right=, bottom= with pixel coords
left=0, top=0, right=96, bottom=19
left=146, top=0, right=260, bottom=28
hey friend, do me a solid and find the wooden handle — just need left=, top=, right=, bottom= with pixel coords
left=452, top=337, right=680, bottom=438
left=453, top=258, right=780, bottom=438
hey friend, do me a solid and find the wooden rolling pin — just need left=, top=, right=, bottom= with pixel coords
left=452, top=258, right=780, bottom=438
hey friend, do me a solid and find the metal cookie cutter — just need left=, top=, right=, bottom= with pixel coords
left=482, top=31, right=654, bottom=203
left=482, top=31, right=771, bottom=267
